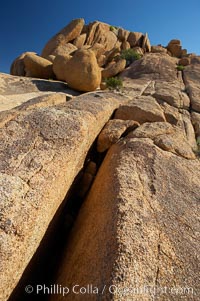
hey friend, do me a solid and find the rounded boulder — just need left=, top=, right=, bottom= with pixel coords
left=24, top=53, right=54, bottom=79
left=54, top=49, right=101, bottom=92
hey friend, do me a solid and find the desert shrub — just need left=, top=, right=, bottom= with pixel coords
left=176, top=64, right=185, bottom=71
left=120, top=49, right=142, bottom=66
left=110, top=25, right=118, bottom=32
left=105, top=77, right=123, bottom=90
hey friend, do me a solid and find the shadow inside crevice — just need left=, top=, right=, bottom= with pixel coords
left=8, top=139, right=106, bottom=301
left=31, top=80, right=79, bottom=96
left=8, top=172, right=82, bottom=301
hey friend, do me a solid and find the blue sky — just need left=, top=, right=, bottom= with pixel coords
left=0, top=0, right=200, bottom=73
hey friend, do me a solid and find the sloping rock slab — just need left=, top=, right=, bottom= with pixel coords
left=114, top=95, right=166, bottom=123
left=0, top=91, right=125, bottom=301
left=51, top=138, right=200, bottom=301
left=41, top=18, right=84, bottom=58
left=153, top=81, right=190, bottom=109
left=0, top=73, right=80, bottom=112
left=120, top=53, right=178, bottom=81
left=128, top=122, right=195, bottom=160
left=97, top=119, right=139, bottom=152
left=0, top=93, right=68, bottom=128
left=0, top=92, right=69, bottom=113
left=119, top=78, right=151, bottom=99
left=0, top=73, right=79, bottom=96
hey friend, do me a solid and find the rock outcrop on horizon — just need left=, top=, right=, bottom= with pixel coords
left=10, top=18, right=198, bottom=94
left=10, top=18, right=152, bottom=91
left=0, top=18, right=200, bottom=301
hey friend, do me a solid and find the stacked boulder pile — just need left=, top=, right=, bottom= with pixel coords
left=11, top=18, right=151, bottom=91
left=0, top=18, right=200, bottom=301
left=10, top=19, right=196, bottom=93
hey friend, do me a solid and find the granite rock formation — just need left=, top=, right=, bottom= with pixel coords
left=0, top=18, right=200, bottom=301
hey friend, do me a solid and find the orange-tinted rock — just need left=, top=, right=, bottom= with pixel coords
left=53, top=54, right=72, bottom=81
left=114, top=95, right=166, bottom=123
left=73, top=33, right=87, bottom=48
left=97, top=119, right=139, bottom=152
left=167, top=39, right=182, bottom=58
left=151, top=45, right=167, bottom=54
left=50, top=137, right=200, bottom=301
left=23, top=53, right=54, bottom=79
left=10, top=52, right=36, bottom=76
left=54, top=49, right=101, bottom=92
left=41, top=18, right=84, bottom=58
left=142, top=33, right=151, bottom=52
left=127, top=31, right=143, bottom=47
left=120, top=53, right=178, bottom=81
left=118, top=28, right=130, bottom=41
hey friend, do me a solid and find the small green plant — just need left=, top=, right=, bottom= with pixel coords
left=120, top=49, right=142, bottom=66
left=105, top=77, right=123, bottom=90
left=110, top=25, right=115, bottom=32
left=110, top=25, right=118, bottom=32
left=176, top=64, right=185, bottom=71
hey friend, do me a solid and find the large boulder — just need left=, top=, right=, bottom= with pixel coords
left=52, top=54, right=72, bottom=82
left=86, top=21, right=117, bottom=51
left=179, top=57, right=190, bottom=66
left=0, top=91, right=127, bottom=301
left=50, top=137, right=200, bottom=301
left=89, top=43, right=105, bottom=58
left=151, top=45, right=168, bottom=54
left=167, top=39, right=182, bottom=57
left=105, top=46, right=121, bottom=63
left=41, top=18, right=84, bottom=58
left=120, top=53, right=178, bottom=81
left=127, top=31, right=143, bottom=47
left=50, top=42, right=77, bottom=56
left=23, top=53, right=54, bottom=79
left=73, top=33, right=87, bottom=48
left=97, top=119, right=139, bottom=152
left=117, top=28, right=130, bottom=42
left=129, top=121, right=174, bottom=139
left=142, top=33, right=151, bottom=52
left=10, top=52, right=36, bottom=76
left=121, top=40, right=130, bottom=50
left=85, top=21, right=110, bottom=45
left=53, top=49, right=101, bottom=92
left=129, top=122, right=196, bottom=160
left=114, top=95, right=166, bottom=123
left=102, top=30, right=118, bottom=51
left=153, top=80, right=190, bottom=109
left=97, top=54, right=107, bottom=67
left=160, top=101, right=183, bottom=125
